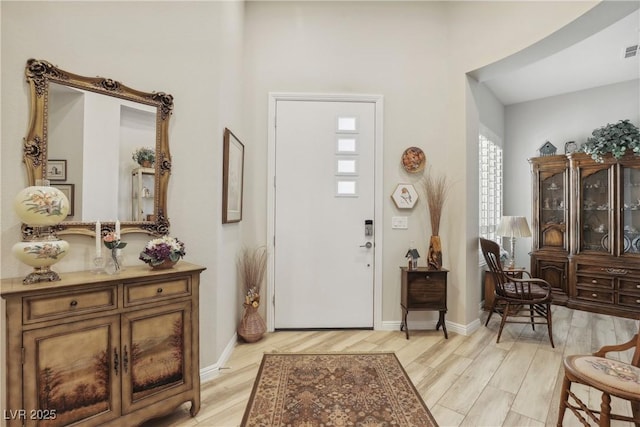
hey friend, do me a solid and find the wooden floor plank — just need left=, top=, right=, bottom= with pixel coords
left=141, top=306, right=638, bottom=427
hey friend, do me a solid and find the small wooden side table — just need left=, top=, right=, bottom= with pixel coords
left=483, top=267, right=526, bottom=311
left=400, top=267, right=448, bottom=339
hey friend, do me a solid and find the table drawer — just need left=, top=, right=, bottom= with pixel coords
left=23, top=286, right=117, bottom=324
left=575, top=287, right=614, bottom=304
left=125, top=277, right=191, bottom=306
left=407, top=281, right=445, bottom=307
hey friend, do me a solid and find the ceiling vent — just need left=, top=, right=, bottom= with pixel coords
left=624, top=44, right=639, bottom=59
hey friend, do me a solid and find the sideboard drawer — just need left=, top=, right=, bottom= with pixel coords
left=619, top=279, right=640, bottom=293
left=23, top=286, right=117, bottom=324
left=575, top=287, right=614, bottom=304
left=576, top=275, right=614, bottom=289
left=125, top=277, right=191, bottom=306
left=618, top=293, right=640, bottom=308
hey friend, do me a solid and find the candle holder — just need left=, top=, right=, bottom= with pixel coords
left=92, top=254, right=105, bottom=274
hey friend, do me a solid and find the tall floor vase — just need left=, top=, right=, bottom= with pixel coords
left=427, top=235, right=443, bottom=270
left=237, top=305, right=266, bottom=343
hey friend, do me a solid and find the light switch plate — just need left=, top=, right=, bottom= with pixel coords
left=392, top=216, right=408, bottom=229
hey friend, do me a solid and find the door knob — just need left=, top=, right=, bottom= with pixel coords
left=360, top=242, right=373, bottom=249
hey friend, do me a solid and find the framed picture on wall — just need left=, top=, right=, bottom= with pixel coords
left=222, top=128, right=245, bottom=223
left=47, top=160, right=67, bottom=181
left=52, top=183, right=75, bottom=217
left=391, top=183, right=419, bottom=209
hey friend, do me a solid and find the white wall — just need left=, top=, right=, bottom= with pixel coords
left=505, top=79, right=640, bottom=266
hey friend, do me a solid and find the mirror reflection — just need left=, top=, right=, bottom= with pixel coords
left=22, top=58, right=173, bottom=237
left=48, top=82, right=157, bottom=222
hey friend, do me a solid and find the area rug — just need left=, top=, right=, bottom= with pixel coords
left=241, top=352, right=438, bottom=426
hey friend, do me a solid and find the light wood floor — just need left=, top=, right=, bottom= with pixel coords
left=144, top=306, right=639, bottom=427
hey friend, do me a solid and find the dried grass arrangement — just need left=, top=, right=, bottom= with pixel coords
left=419, top=168, right=450, bottom=269
left=420, top=169, right=450, bottom=236
left=237, top=246, right=268, bottom=307
left=237, top=246, right=268, bottom=343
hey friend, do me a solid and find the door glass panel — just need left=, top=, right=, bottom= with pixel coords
left=336, top=179, right=357, bottom=196
left=580, top=169, right=610, bottom=252
left=337, top=137, right=357, bottom=153
left=622, top=165, right=640, bottom=254
left=539, top=171, right=565, bottom=248
left=336, top=158, right=357, bottom=175
left=337, top=116, right=357, bottom=132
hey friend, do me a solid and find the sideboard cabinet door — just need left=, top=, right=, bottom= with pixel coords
left=22, top=315, right=121, bottom=427
left=121, top=301, right=192, bottom=414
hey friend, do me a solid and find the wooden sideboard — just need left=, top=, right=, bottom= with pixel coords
left=400, top=267, right=448, bottom=339
left=1, top=262, right=205, bottom=427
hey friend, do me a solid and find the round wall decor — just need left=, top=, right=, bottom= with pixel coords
left=401, top=147, right=426, bottom=173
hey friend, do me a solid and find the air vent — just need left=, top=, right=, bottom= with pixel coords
left=624, top=44, right=639, bottom=59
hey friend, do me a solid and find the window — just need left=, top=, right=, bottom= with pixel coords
left=479, top=129, right=503, bottom=244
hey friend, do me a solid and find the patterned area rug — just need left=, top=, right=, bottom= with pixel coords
left=241, top=352, right=438, bottom=426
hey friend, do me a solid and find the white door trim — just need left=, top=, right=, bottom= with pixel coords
left=267, top=92, right=384, bottom=331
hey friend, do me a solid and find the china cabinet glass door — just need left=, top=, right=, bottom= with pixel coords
left=539, top=171, right=567, bottom=249
left=621, top=164, right=640, bottom=255
left=579, top=167, right=612, bottom=253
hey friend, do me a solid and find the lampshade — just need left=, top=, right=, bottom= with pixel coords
left=495, top=216, right=531, bottom=238
left=14, top=180, right=69, bottom=226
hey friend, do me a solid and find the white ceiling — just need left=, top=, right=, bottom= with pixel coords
left=482, top=8, right=640, bottom=106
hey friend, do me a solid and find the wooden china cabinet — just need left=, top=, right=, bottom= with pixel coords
left=1, top=262, right=205, bottom=427
left=568, top=152, right=640, bottom=318
left=531, top=153, right=640, bottom=318
left=530, top=155, right=570, bottom=303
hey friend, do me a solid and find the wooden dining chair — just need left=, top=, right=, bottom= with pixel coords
left=557, top=329, right=640, bottom=426
left=479, top=238, right=554, bottom=347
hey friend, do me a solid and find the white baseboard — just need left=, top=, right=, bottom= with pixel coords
left=200, top=333, right=237, bottom=384
left=380, top=317, right=481, bottom=336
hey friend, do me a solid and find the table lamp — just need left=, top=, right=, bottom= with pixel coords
left=12, top=179, right=70, bottom=284
left=495, top=215, right=531, bottom=269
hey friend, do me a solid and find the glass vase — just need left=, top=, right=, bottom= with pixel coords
left=104, top=248, right=123, bottom=275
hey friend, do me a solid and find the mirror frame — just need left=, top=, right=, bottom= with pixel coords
left=22, top=58, right=173, bottom=237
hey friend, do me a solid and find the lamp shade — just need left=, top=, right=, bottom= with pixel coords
left=495, top=216, right=531, bottom=238
left=13, top=180, right=69, bottom=226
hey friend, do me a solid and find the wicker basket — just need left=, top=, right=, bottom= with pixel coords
left=238, top=305, right=266, bottom=343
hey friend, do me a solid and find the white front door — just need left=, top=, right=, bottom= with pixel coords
left=272, top=98, right=378, bottom=329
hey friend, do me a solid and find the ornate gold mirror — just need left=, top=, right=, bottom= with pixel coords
left=22, top=59, right=173, bottom=237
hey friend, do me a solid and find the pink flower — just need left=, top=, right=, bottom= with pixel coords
left=103, top=232, right=117, bottom=243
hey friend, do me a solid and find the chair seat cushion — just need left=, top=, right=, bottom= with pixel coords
left=565, top=355, right=640, bottom=398
left=501, top=282, right=548, bottom=299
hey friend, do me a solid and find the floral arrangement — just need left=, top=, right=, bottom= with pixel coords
left=103, top=232, right=127, bottom=270
left=139, top=236, right=186, bottom=267
left=132, top=147, right=155, bottom=166
left=579, top=119, right=640, bottom=163
left=237, top=246, right=267, bottom=309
